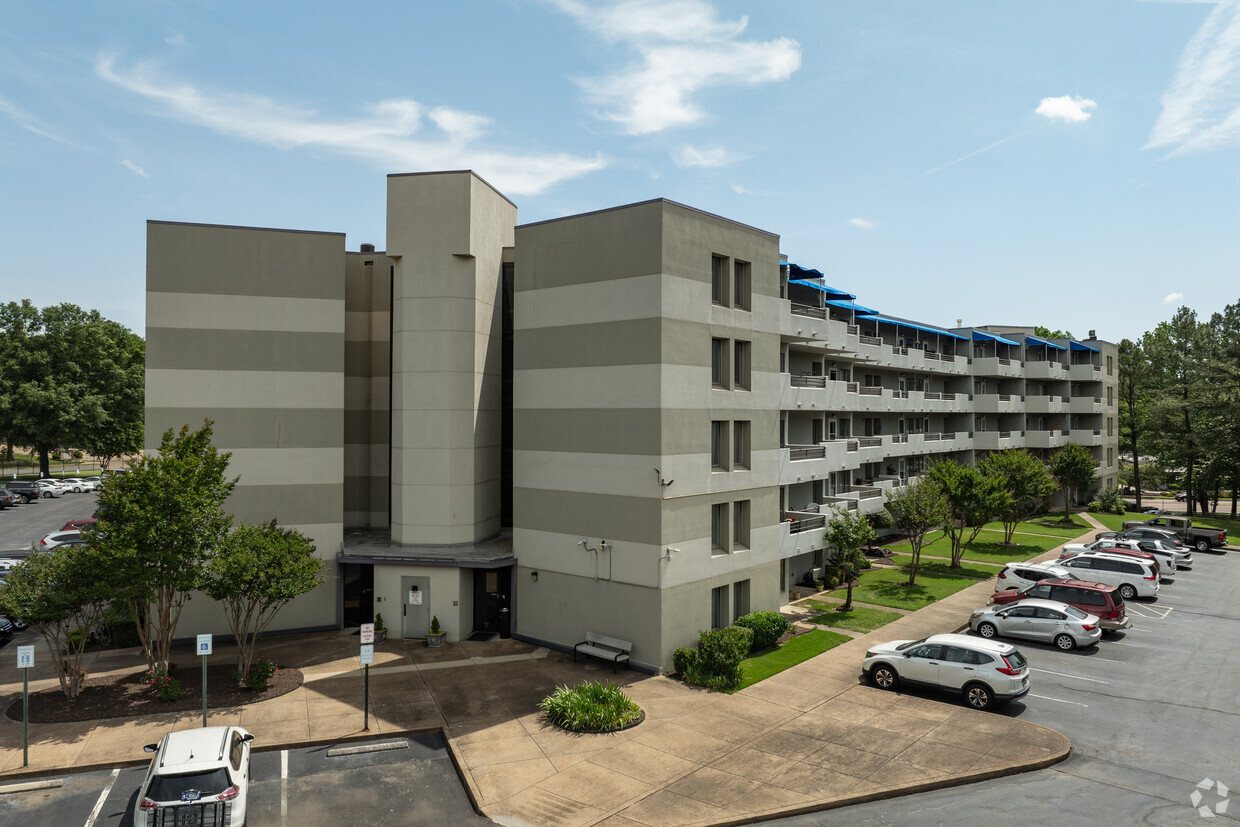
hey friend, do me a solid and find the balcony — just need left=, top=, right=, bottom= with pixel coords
left=782, top=303, right=859, bottom=348
left=784, top=374, right=855, bottom=412
left=974, top=430, right=1025, bottom=451
left=972, top=393, right=1023, bottom=414
left=862, top=344, right=970, bottom=376
left=1024, top=394, right=1065, bottom=414
left=1069, top=362, right=1103, bottom=381
left=971, top=357, right=1024, bottom=378
left=923, top=391, right=972, bottom=413
left=780, top=441, right=862, bottom=484
left=1025, top=360, right=1067, bottom=380
left=1026, top=428, right=1069, bottom=449
left=1065, top=428, right=1104, bottom=447
left=920, top=431, right=974, bottom=453
left=1067, top=396, right=1103, bottom=415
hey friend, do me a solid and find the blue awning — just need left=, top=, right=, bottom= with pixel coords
left=788, top=279, right=856, bottom=300
left=972, top=330, right=1021, bottom=346
left=873, top=317, right=968, bottom=341
left=1069, top=340, right=1099, bottom=353
left=788, top=262, right=825, bottom=280
left=825, top=298, right=879, bottom=316
left=1024, top=335, right=1067, bottom=351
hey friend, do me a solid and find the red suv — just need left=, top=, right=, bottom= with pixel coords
left=990, top=578, right=1130, bottom=631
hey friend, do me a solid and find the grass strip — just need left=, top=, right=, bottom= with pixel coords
left=734, top=629, right=850, bottom=690
left=848, top=567, right=980, bottom=611
left=888, top=554, right=998, bottom=580
left=806, top=605, right=903, bottom=634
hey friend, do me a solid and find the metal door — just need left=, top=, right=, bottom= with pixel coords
left=401, top=576, right=430, bottom=638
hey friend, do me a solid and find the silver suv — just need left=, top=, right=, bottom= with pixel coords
left=136, top=726, right=254, bottom=826
left=862, top=632, right=1030, bottom=711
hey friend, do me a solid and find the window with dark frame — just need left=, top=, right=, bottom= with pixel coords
left=711, top=420, right=728, bottom=470
left=712, top=337, right=728, bottom=388
left=733, top=259, right=751, bottom=310
left=711, top=255, right=728, bottom=306
left=732, top=500, right=750, bottom=549
left=711, top=503, right=728, bottom=553
left=733, top=420, right=750, bottom=469
left=733, top=340, right=751, bottom=390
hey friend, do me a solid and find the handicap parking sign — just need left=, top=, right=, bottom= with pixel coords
left=197, top=634, right=212, bottom=656
left=16, top=645, right=33, bottom=669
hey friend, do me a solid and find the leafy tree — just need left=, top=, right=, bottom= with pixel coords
left=0, top=301, right=144, bottom=476
left=202, top=521, right=324, bottom=677
left=884, top=479, right=949, bottom=587
left=977, top=450, right=1057, bottom=543
left=1117, top=339, right=1149, bottom=509
left=1034, top=326, right=1074, bottom=340
left=926, top=460, right=1009, bottom=567
left=0, top=547, right=112, bottom=700
left=1143, top=308, right=1207, bottom=516
left=824, top=508, right=876, bottom=610
left=1048, top=443, right=1097, bottom=522
left=91, top=421, right=237, bottom=673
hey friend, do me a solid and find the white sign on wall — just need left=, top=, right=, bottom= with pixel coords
left=16, top=645, right=34, bottom=669
left=409, top=588, right=423, bottom=605
left=360, top=623, right=375, bottom=644
left=359, top=644, right=374, bottom=665
left=197, top=634, right=213, bottom=656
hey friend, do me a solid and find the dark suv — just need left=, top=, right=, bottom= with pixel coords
left=2, top=480, right=38, bottom=503
left=990, top=578, right=1130, bottom=631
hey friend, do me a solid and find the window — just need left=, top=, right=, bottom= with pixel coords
left=711, top=338, right=728, bottom=387
left=1107, top=386, right=1114, bottom=406
left=733, top=421, right=751, bottom=469
left=1107, top=355, right=1113, bottom=376
left=732, top=579, right=750, bottom=620
left=711, top=255, right=728, bottom=305
left=1107, top=417, right=1113, bottom=437
left=711, top=503, right=728, bottom=553
left=711, top=585, right=729, bottom=629
left=711, top=421, right=728, bottom=470
left=733, top=260, right=751, bottom=310
left=733, top=340, right=751, bottom=390
left=1107, top=447, right=1114, bottom=467
left=732, top=500, right=750, bottom=549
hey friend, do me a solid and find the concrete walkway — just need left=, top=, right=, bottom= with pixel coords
left=0, top=522, right=1107, bottom=826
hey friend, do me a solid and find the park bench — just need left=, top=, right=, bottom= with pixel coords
left=573, top=632, right=632, bottom=673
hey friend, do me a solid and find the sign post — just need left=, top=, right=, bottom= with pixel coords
left=360, top=623, right=375, bottom=731
left=17, top=645, right=33, bottom=767
left=197, top=634, right=213, bottom=727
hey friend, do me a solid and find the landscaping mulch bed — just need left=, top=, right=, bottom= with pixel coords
left=6, top=663, right=303, bottom=723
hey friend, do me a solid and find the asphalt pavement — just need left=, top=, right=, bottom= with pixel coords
left=0, top=489, right=98, bottom=556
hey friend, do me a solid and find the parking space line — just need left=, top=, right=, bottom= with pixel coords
left=1029, top=693, right=1088, bottom=707
left=83, top=768, right=119, bottom=827
left=1108, top=640, right=1141, bottom=646
left=1030, top=668, right=1109, bottom=684
left=281, top=749, right=288, bottom=822
left=1080, top=656, right=1123, bottom=664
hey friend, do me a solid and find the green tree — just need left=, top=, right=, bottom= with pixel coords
left=926, top=460, right=1010, bottom=567
left=202, top=521, right=324, bottom=677
left=1048, top=443, right=1097, bottom=522
left=0, top=301, right=144, bottom=476
left=1117, top=338, right=1149, bottom=509
left=1034, top=326, right=1074, bottom=340
left=977, top=450, right=1057, bottom=543
left=91, top=421, right=237, bottom=673
left=824, top=508, right=876, bottom=610
left=884, top=479, right=949, bottom=586
left=0, top=547, right=112, bottom=700
left=1143, top=308, right=1208, bottom=516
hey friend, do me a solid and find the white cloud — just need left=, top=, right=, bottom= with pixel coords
left=730, top=183, right=751, bottom=194
left=672, top=144, right=740, bottom=167
left=847, top=218, right=877, bottom=230
left=1036, top=95, right=1098, bottom=123
left=95, top=54, right=606, bottom=195
left=550, top=0, right=801, bottom=135
left=1146, top=0, right=1240, bottom=154
left=1164, top=291, right=1184, bottom=304
left=120, top=159, right=149, bottom=178
left=165, top=30, right=185, bottom=46
left=0, top=96, right=76, bottom=145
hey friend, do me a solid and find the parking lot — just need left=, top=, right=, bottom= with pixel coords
left=0, top=488, right=98, bottom=556
left=0, top=733, right=493, bottom=826
left=771, top=543, right=1240, bottom=825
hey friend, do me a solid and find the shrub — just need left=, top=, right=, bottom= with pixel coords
left=734, top=611, right=790, bottom=652
left=672, top=647, right=697, bottom=676
left=235, top=658, right=278, bottom=691
left=692, top=625, right=752, bottom=691
left=539, top=681, right=642, bottom=732
left=144, top=668, right=183, bottom=702
left=1094, top=487, right=1127, bottom=515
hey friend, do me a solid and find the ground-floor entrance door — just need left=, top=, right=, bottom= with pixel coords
left=341, top=563, right=373, bottom=627
left=472, top=567, right=512, bottom=639
left=401, top=576, right=431, bottom=639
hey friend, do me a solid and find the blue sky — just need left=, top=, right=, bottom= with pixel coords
left=4, top=0, right=1239, bottom=343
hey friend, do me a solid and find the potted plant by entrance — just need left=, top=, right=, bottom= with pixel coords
left=426, top=615, right=446, bottom=648
left=373, top=613, right=387, bottom=644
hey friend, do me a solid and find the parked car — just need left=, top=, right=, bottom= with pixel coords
left=0, top=489, right=19, bottom=509
left=58, top=477, right=92, bottom=493
left=61, top=517, right=98, bottom=531
left=862, top=633, right=1030, bottom=711
left=136, top=726, right=254, bottom=827
left=34, top=480, right=65, bottom=498
left=970, top=598, right=1102, bottom=650
left=36, top=530, right=81, bottom=551
left=0, top=616, right=12, bottom=643
left=1057, top=553, right=1159, bottom=599
left=990, top=578, right=1131, bottom=631
left=1123, top=515, right=1227, bottom=552
left=995, top=562, right=1072, bottom=592
left=80, top=476, right=102, bottom=491
left=1060, top=540, right=1173, bottom=574
left=1176, top=490, right=1188, bottom=502
left=3, top=480, right=40, bottom=503
left=1098, top=527, right=1186, bottom=548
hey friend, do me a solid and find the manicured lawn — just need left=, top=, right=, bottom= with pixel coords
left=847, top=567, right=980, bottom=611
left=889, top=554, right=999, bottom=580
left=980, top=515, right=1091, bottom=538
left=887, top=530, right=1063, bottom=565
left=734, top=629, right=851, bottom=690
left=1089, top=511, right=1150, bottom=532
left=802, top=603, right=904, bottom=633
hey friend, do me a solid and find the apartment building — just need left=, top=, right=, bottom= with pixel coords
left=145, top=169, right=1117, bottom=672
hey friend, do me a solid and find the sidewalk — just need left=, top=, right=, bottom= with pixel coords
left=0, top=523, right=1102, bottom=826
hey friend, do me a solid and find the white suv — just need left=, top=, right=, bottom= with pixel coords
left=862, top=632, right=1030, bottom=711
left=995, top=562, right=1071, bottom=592
left=136, top=726, right=254, bottom=827
left=1058, top=553, right=1159, bottom=599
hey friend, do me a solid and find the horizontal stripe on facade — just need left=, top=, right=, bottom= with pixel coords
left=146, top=369, right=343, bottom=410
left=146, top=328, right=344, bottom=373
left=148, top=292, right=345, bottom=334
left=345, top=340, right=392, bottom=379
left=145, top=408, right=343, bottom=450
left=147, top=221, right=345, bottom=300
left=223, top=448, right=343, bottom=487
left=512, top=487, right=663, bottom=545
left=516, top=318, right=779, bottom=371
left=225, top=483, right=344, bottom=527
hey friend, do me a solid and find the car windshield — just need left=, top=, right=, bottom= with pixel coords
left=1064, top=606, right=1088, bottom=620
left=147, top=768, right=231, bottom=802
left=895, top=638, right=927, bottom=652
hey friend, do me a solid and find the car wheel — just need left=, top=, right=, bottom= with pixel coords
left=1195, top=538, right=1209, bottom=552
left=964, top=682, right=994, bottom=710
left=869, top=664, right=898, bottom=690
left=1054, top=633, right=1076, bottom=651
left=976, top=622, right=998, bottom=639
left=42, top=491, right=51, bottom=499
left=1119, top=584, right=1137, bottom=600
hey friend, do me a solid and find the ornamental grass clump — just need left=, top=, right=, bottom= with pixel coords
left=538, top=681, right=642, bottom=733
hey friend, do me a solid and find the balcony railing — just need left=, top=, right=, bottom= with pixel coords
left=790, top=303, right=826, bottom=319
left=846, top=382, right=859, bottom=393
left=859, top=385, right=883, bottom=396
left=857, top=436, right=883, bottom=448
left=788, top=445, right=826, bottom=461
left=846, top=324, right=859, bottom=336
left=790, top=374, right=827, bottom=388
left=859, top=334, right=882, bottom=346
left=856, top=486, right=883, bottom=499
left=925, top=391, right=941, bottom=400
left=782, top=511, right=827, bottom=533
